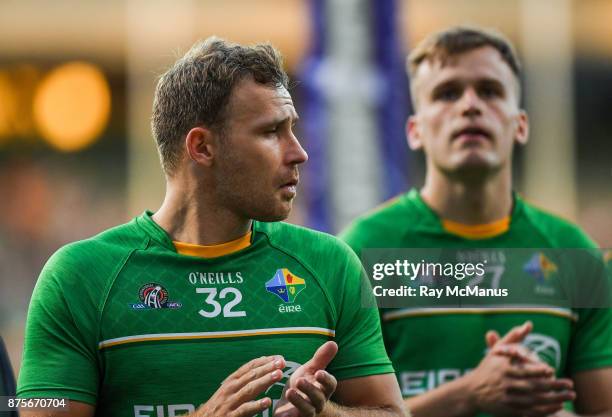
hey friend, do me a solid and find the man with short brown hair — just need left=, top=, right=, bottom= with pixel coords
left=18, top=37, right=406, bottom=417
left=341, top=26, right=612, bottom=417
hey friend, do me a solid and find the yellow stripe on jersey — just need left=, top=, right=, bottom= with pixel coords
left=382, top=307, right=578, bottom=322
left=99, top=327, right=336, bottom=349
left=174, top=231, right=252, bottom=258
left=442, top=216, right=510, bottom=239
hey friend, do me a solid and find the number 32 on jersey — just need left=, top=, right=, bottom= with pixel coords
left=196, top=287, right=246, bottom=318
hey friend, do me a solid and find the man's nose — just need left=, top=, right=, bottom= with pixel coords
left=286, top=134, right=308, bottom=165
left=459, top=88, right=483, bottom=117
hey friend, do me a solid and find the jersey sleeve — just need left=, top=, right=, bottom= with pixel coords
left=565, top=247, right=612, bottom=373
left=327, top=244, right=395, bottom=380
left=17, top=247, right=100, bottom=405
left=567, top=306, right=612, bottom=374
left=337, top=221, right=370, bottom=258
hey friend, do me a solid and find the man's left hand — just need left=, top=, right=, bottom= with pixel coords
left=274, top=341, right=338, bottom=417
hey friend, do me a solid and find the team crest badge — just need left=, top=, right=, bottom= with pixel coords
left=130, top=283, right=182, bottom=309
left=265, top=269, right=306, bottom=303
left=523, top=253, right=558, bottom=283
left=524, top=333, right=561, bottom=369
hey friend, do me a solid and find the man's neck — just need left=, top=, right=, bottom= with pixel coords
left=152, top=180, right=252, bottom=246
left=420, top=168, right=513, bottom=225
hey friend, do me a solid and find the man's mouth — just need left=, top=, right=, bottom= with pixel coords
left=280, top=178, right=299, bottom=195
left=452, top=126, right=492, bottom=143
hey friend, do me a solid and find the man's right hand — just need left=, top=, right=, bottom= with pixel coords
left=464, top=322, right=575, bottom=417
left=193, top=355, right=286, bottom=417
left=20, top=355, right=287, bottom=417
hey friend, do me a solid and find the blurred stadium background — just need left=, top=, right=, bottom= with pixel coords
left=1, top=0, right=611, bottom=379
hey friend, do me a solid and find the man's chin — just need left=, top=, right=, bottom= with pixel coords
left=445, top=156, right=501, bottom=180
left=251, top=203, right=293, bottom=223
left=453, top=151, right=499, bottom=168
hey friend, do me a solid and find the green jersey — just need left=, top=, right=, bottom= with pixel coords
left=340, top=189, right=612, bottom=401
left=18, top=212, right=393, bottom=417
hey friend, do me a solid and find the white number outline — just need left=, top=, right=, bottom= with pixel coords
left=196, top=287, right=246, bottom=318
left=467, top=265, right=505, bottom=289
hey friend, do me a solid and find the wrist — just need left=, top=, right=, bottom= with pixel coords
left=318, top=400, right=339, bottom=417
left=406, top=374, right=480, bottom=417
left=456, top=371, right=481, bottom=416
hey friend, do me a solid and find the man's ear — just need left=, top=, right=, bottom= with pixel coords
left=407, top=115, right=423, bottom=150
left=515, top=111, right=529, bottom=145
left=185, top=126, right=216, bottom=167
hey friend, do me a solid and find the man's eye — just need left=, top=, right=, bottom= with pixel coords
left=479, top=86, right=501, bottom=99
left=435, top=88, right=460, bottom=101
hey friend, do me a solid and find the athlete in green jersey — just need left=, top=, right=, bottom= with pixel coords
left=342, top=191, right=612, bottom=416
left=340, top=27, right=612, bottom=417
left=19, top=213, right=393, bottom=417
left=18, top=38, right=405, bottom=417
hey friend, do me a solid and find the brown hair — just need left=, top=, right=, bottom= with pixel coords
left=408, top=26, right=521, bottom=103
left=151, top=36, right=289, bottom=175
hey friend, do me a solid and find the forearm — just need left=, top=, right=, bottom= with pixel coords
left=404, top=376, right=477, bottom=417
left=320, top=400, right=407, bottom=417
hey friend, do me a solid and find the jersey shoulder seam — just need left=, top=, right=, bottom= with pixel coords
left=520, top=203, right=593, bottom=248
left=97, top=236, right=151, bottom=335
left=345, top=193, right=426, bottom=248
left=256, top=224, right=340, bottom=325
left=95, top=230, right=152, bottom=350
